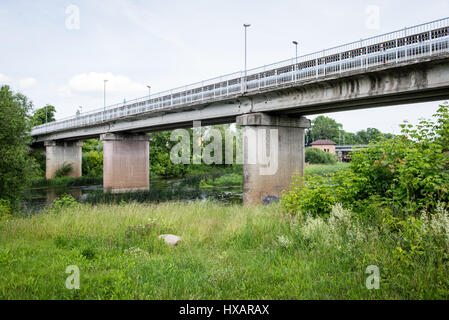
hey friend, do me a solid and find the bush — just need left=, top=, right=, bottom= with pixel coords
left=281, top=170, right=362, bottom=216
left=305, top=148, right=337, bottom=164
left=283, top=104, right=449, bottom=217
left=82, top=150, right=103, bottom=177
left=55, top=162, right=73, bottom=178
left=200, top=173, right=242, bottom=188
left=0, top=199, right=12, bottom=220
left=350, top=104, right=449, bottom=211
left=51, top=194, right=79, bottom=212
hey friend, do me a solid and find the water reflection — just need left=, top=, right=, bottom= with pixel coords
left=22, top=175, right=242, bottom=213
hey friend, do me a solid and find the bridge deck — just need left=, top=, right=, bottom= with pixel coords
left=32, top=17, right=449, bottom=138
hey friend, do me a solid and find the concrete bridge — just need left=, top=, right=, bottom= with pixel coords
left=31, top=18, right=449, bottom=204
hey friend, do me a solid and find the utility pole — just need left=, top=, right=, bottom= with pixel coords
left=292, top=41, right=298, bottom=64
left=243, top=23, right=251, bottom=92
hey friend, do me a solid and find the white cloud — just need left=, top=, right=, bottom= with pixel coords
left=0, top=73, right=10, bottom=83
left=18, top=77, right=37, bottom=89
left=0, top=74, right=36, bottom=89
left=63, top=72, right=146, bottom=96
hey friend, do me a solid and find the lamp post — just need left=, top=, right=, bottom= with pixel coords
left=243, top=23, right=251, bottom=92
left=147, top=85, right=151, bottom=99
left=292, top=41, right=298, bottom=64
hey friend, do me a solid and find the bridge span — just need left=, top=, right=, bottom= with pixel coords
left=31, top=18, right=449, bottom=204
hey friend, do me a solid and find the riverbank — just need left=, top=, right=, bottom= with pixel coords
left=23, top=164, right=349, bottom=211
left=1, top=201, right=447, bottom=299
left=30, top=163, right=349, bottom=189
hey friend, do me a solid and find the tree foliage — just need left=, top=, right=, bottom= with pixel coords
left=283, top=104, right=449, bottom=216
left=305, top=148, right=337, bottom=164
left=0, top=85, right=38, bottom=209
left=308, top=116, right=342, bottom=143
left=82, top=139, right=103, bottom=177
left=151, top=130, right=189, bottom=178
left=307, top=115, right=394, bottom=145
left=30, top=105, right=56, bottom=127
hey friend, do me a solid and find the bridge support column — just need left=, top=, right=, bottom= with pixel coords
left=44, top=140, right=83, bottom=179
left=236, top=113, right=311, bottom=205
left=101, top=133, right=151, bottom=193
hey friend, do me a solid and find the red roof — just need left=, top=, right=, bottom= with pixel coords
left=311, top=139, right=337, bottom=146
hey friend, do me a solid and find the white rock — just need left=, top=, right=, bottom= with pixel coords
left=158, top=234, right=182, bottom=247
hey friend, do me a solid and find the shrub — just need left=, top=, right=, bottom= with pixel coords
left=281, top=170, right=362, bottom=216
left=55, top=162, right=73, bottom=178
left=350, top=104, right=449, bottom=211
left=82, top=150, right=103, bottom=177
left=305, top=148, right=337, bottom=164
left=0, top=199, right=12, bottom=220
left=51, top=194, right=79, bottom=212
left=283, top=103, right=449, bottom=217
left=298, top=204, right=364, bottom=248
left=200, top=173, right=242, bottom=188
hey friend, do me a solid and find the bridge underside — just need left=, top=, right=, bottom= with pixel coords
left=34, top=54, right=449, bottom=204
left=32, top=54, right=449, bottom=144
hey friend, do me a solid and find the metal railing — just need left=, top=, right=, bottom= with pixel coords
left=32, top=17, right=449, bottom=136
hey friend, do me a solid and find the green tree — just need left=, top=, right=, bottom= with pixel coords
left=31, top=105, right=56, bottom=127
left=81, top=139, right=103, bottom=177
left=309, top=116, right=343, bottom=143
left=305, top=148, right=337, bottom=164
left=0, top=85, right=38, bottom=209
left=151, top=130, right=190, bottom=178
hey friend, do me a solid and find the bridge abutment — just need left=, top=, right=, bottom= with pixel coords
left=236, top=113, right=311, bottom=205
left=101, top=133, right=151, bottom=193
left=44, top=140, right=83, bottom=179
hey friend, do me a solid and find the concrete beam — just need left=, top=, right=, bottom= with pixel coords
left=32, top=56, right=449, bottom=144
left=251, top=54, right=449, bottom=116
left=101, top=133, right=151, bottom=193
left=237, top=113, right=311, bottom=205
left=44, top=140, right=83, bottom=179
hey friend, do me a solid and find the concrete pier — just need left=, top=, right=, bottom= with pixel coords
left=236, top=113, right=311, bottom=205
left=44, top=140, right=83, bottom=179
left=101, top=133, right=151, bottom=193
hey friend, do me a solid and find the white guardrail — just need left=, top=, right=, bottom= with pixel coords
left=32, top=17, right=449, bottom=136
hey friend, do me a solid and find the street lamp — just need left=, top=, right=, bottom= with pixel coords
left=147, top=85, right=151, bottom=99
left=292, top=41, right=298, bottom=64
left=243, top=24, right=251, bottom=92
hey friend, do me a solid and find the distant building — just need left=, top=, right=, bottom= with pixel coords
left=311, top=139, right=337, bottom=154
left=335, top=145, right=368, bottom=162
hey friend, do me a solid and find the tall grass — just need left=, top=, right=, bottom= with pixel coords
left=304, top=163, right=349, bottom=177
left=0, top=202, right=447, bottom=299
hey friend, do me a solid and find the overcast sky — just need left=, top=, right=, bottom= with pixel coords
left=1, top=0, right=448, bottom=134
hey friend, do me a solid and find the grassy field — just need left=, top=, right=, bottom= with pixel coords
left=305, top=163, right=350, bottom=176
left=1, top=201, right=447, bottom=300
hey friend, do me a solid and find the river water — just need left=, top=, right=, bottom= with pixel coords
left=21, top=175, right=243, bottom=213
